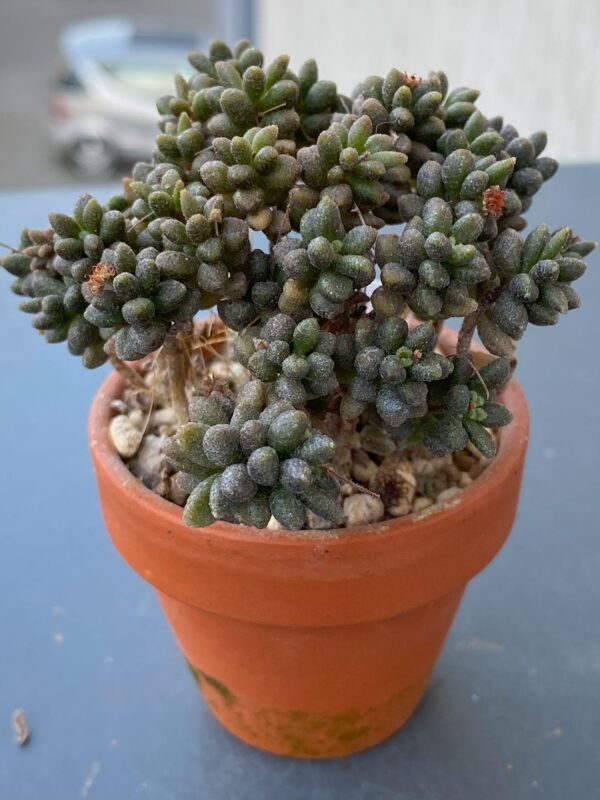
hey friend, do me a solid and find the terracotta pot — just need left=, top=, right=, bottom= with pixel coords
left=89, top=354, right=529, bottom=758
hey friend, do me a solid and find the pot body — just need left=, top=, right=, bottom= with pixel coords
left=89, top=373, right=528, bottom=758
left=156, top=585, right=465, bottom=757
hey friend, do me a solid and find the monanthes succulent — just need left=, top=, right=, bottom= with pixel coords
left=165, top=380, right=340, bottom=529
left=235, top=313, right=339, bottom=407
left=2, top=38, right=595, bottom=529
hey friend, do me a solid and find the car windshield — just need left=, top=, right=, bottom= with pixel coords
left=101, top=60, right=191, bottom=97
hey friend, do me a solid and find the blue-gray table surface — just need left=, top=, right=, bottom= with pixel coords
left=0, top=169, right=599, bottom=800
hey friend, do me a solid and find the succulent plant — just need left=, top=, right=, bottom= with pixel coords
left=419, top=354, right=513, bottom=458
left=340, top=320, right=452, bottom=428
left=193, top=127, right=301, bottom=232
left=161, top=39, right=344, bottom=146
left=235, top=313, right=339, bottom=406
left=478, top=224, right=590, bottom=354
left=297, top=115, right=409, bottom=225
left=165, top=380, right=341, bottom=528
left=277, top=195, right=377, bottom=319
left=2, top=195, right=135, bottom=368
left=2, top=39, right=595, bottom=529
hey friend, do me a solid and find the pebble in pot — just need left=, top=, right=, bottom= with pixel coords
left=343, top=494, right=385, bottom=527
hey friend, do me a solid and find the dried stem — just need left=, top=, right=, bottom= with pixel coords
left=276, top=196, right=292, bottom=243
left=470, top=360, right=490, bottom=399
left=162, top=328, right=190, bottom=426
left=456, top=308, right=481, bottom=358
left=325, top=465, right=381, bottom=499
left=351, top=203, right=366, bottom=226
left=257, top=101, right=287, bottom=118
left=329, top=414, right=360, bottom=478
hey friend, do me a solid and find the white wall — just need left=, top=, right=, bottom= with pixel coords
left=256, top=0, right=600, bottom=162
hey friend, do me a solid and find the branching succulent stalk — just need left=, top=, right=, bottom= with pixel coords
left=2, top=39, right=595, bottom=529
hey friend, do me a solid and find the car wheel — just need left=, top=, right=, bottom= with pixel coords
left=69, top=137, right=117, bottom=177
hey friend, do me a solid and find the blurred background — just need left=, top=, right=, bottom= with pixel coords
left=1, top=0, right=598, bottom=189
left=0, top=0, right=251, bottom=187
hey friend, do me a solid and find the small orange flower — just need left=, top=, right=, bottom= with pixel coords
left=482, top=186, right=506, bottom=218
left=86, top=263, right=116, bottom=294
left=400, top=71, right=422, bottom=89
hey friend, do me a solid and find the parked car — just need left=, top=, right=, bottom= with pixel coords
left=48, top=18, right=204, bottom=176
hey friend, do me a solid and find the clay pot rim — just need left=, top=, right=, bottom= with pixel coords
left=89, top=370, right=528, bottom=549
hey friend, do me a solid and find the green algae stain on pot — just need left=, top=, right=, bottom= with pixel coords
left=336, top=725, right=371, bottom=744
left=255, top=707, right=374, bottom=757
left=187, top=661, right=236, bottom=707
left=186, top=658, right=428, bottom=756
left=248, top=681, right=426, bottom=757
left=199, top=671, right=236, bottom=707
